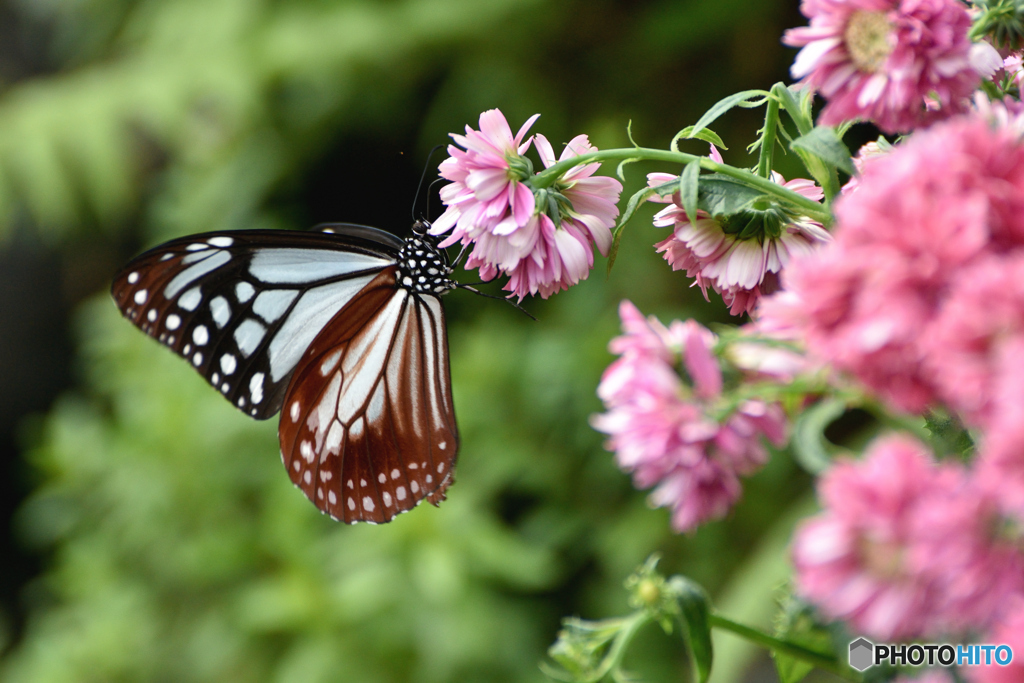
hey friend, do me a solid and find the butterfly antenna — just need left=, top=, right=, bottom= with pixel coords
left=412, top=144, right=447, bottom=221
left=457, top=284, right=537, bottom=321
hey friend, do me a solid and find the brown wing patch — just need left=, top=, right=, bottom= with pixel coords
left=279, top=277, right=459, bottom=523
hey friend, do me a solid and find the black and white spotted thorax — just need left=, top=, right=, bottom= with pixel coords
left=397, top=221, right=456, bottom=296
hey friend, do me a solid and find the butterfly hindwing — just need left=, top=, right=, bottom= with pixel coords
left=278, top=272, right=458, bottom=523
left=111, top=227, right=401, bottom=419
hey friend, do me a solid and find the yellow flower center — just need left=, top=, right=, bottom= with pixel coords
left=858, top=535, right=906, bottom=580
left=844, top=10, right=895, bottom=73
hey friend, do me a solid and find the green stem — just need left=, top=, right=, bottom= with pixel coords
left=757, top=96, right=780, bottom=179
left=594, top=612, right=651, bottom=682
left=532, top=148, right=832, bottom=225
left=708, top=614, right=863, bottom=682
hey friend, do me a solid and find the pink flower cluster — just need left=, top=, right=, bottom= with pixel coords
left=793, top=435, right=1024, bottom=641
left=431, top=109, right=622, bottom=300
left=783, top=0, right=980, bottom=133
left=759, top=114, right=1024, bottom=422
left=649, top=154, right=830, bottom=316
left=591, top=301, right=787, bottom=532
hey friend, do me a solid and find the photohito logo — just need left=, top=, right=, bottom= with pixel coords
left=848, top=638, right=1014, bottom=671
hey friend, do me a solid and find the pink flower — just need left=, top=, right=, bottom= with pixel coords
left=793, top=434, right=1024, bottom=640
left=840, top=139, right=891, bottom=195
left=793, top=436, right=961, bottom=640
left=965, top=600, right=1024, bottom=683
left=1003, top=52, right=1024, bottom=89
left=432, top=112, right=622, bottom=301
left=783, top=0, right=979, bottom=133
left=651, top=164, right=830, bottom=317
left=759, top=114, right=1024, bottom=414
left=592, top=301, right=786, bottom=532
left=500, top=134, right=622, bottom=300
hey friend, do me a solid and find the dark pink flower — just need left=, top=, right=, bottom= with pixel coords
left=783, top=0, right=979, bottom=133
left=592, top=301, right=786, bottom=532
left=759, top=114, right=1024, bottom=414
left=650, top=166, right=830, bottom=317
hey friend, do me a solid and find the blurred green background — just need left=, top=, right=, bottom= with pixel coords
left=0, top=1, right=828, bottom=681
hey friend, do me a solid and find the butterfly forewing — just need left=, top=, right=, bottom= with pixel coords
left=278, top=271, right=458, bottom=523
left=111, top=228, right=400, bottom=419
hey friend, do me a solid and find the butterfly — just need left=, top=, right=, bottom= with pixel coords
left=111, top=221, right=459, bottom=524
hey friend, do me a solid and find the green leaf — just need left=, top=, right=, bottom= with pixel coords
left=773, top=592, right=836, bottom=683
left=791, top=126, right=855, bottom=177
left=791, top=398, right=848, bottom=475
left=671, top=125, right=727, bottom=152
left=695, top=175, right=764, bottom=217
left=772, top=83, right=813, bottom=136
left=671, top=577, right=713, bottom=683
left=679, top=160, right=700, bottom=228
left=607, top=185, right=657, bottom=274
left=690, top=89, right=770, bottom=139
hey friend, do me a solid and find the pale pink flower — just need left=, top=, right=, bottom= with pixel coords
left=500, top=134, right=622, bottom=300
left=1003, top=52, right=1023, bottom=89
left=759, top=114, right=1024, bottom=414
left=592, top=301, right=786, bottom=532
left=840, top=139, right=890, bottom=195
left=792, top=436, right=964, bottom=640
left=651, top=166, right=830, bottom=317
left=783, top=0, right=979, bottom=133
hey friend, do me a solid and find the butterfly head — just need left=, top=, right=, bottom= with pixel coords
left=398, top=221, right=456, bottom=296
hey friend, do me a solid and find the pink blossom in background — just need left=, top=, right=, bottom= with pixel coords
left=975, top=340, right=1024, bottom=519
left=1003, top=52, right=1023, bottom=89
left=792, top=436, right=963, bottom=640
left=592, top=301, right=786, bottom=532
left=500, top=134, right=622, bottom=300
left=650, top=166, right=830, bottom=317
left=759, top=114, right=1024, bottom=414
left=965, top=601, right=1024, bottom=683
left=840, top=139, right=890, bottom=195
left=783, top=0, right=979, bottom=133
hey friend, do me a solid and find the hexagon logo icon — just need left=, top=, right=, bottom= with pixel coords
left=848, top=638, right=874, bottom=672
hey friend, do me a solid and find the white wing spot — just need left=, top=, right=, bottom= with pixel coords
left=293, top=460, right=301, bottom=472
left=237, top=396, right=246, bottom=407
left=290, top=400, right=300, bottom=422
left=168, top=336, right=175, bottom=345
left=249, top=372, right=265, bottom=404
left=347, top=497, right=355, bottom=510
left=439, top=441, right=447, bottom=450
left=329, top=490, right=338, bottom=505
left=192, top=352, right=203, bottom=366
left=147, top=309, right=157, bottom=322
left=410, top=480, right=419, bottom=494
left=317, top=488, right=324, bottom=500
left=303, top=470, right=312, bottom=485
left=396, top=486, right=407, bottom=501
left=320, top=470, right=332, bottom=482
left=253, top=290, right=299, bottom=323
left=391, top=468, right=400, bottom=480
left=220, top=354, right=237, bottom=375
left=320, top=349, right=342, bottom=377
left=134, top=289, right=148, bottom=305
left=378, top=473, right=386, bottom=484
left=179, top=286, right=202, bottom=311
left=362, top=496, right=375, bottom=512
left=192, top=325, right=209, bottom=346
left=186, top=243, right=209, bottom=252
left=360, top=479, right=367, bottom=487
left=166, top=314, right=181, bottom=330
left=426, top=474, right=433, bottom=484
left=437, top=462, right=445, bottom=473
left=208, top=236, right=234, bottom=247
left=212, top=372, right=219, bottom=385
left=408, top=463, right=418, bottom=470
left=300, top=440, right=314, bottom=463
left=235, top=281, right=255, bottom=303
left=347, top=479, right=354, bottom=489
left=383, top=492, right=393, bottom=507
left=127, top=272, right=139, bottom=284
left=210, top=296, right=231, bottom=328
left=160, top=253, right=174, bottom=261
left=234, top=319, right=266, bottom=357
left=221, top=382, right=229, bottom=393
left=184, top=344, right=191, bottom=355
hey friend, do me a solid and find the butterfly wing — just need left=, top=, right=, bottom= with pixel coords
left=278, top=274, right=458, bottom=524
left=110, top=226, right=404, bottom=419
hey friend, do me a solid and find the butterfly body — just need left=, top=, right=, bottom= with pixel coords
left=112, top=222, right=459, bottom=523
